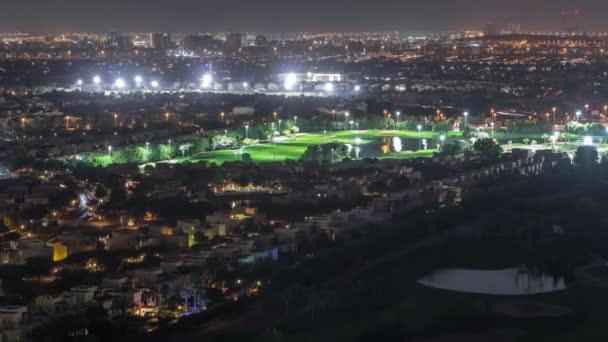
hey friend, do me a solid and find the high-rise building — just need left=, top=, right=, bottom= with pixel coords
left=183, top=34, right=218, bottom=51
left=151, top=33, right=172, bottom=50
left=255, top=35, right=268, bottom=48
left=106, top=31, right=133, bottom=50
left=483, top=23, right=500, bottom=37
left=504, top=23, right=521, bottom=35
left=225, top=33, right=244, bottom=52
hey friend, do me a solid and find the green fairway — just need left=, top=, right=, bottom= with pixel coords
left=184, top=130, right=454, bottom=165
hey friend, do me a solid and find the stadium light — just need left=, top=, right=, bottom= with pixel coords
left=114, top=78, right=126, bottom=89
left=201, top=74, right=212, bottom=88
left=284, top=73, right=297, bottom=90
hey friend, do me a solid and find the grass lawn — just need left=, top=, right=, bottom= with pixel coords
left=171, top=129, right=586, bottom=166
left=185, top=130, right=453, bottom=165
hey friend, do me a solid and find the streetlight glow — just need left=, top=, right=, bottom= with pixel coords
left=93, top=76, right=101, bottom=85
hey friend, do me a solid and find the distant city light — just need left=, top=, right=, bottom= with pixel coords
left=150, top=80, right=159, bottom=88
left=201, top=74, right=213, bottom=88
left=284, top=73, right=297, bottom=90
left=114, top=78, right=126, bottom=89
left=354, top=85, right=361, bottom=92
left=93, top=76, right=101, bottom=84
left=134, top=75, right=143, bottom=84
left=77, top=79, right=83, bottom=86
left=243, top=82, right=248, bottom=89
left=324, top=82, right=334, bottom=92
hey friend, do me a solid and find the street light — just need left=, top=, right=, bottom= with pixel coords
left=417, top=125, right=422, bottom=150
left=278, top=119, right=282, bottom=133
left=93, top=76, right=101, bottom=85
left=490, top=122, right=495, bottom=139
left=77, top=79, right=83, bottom=86
left=439, top=135, right=445, bottom=148
left=108, top=145, right=112, bottom=156
left=552, top=107, right=557, bottom=124
left=245, top=125, right=249, bottom=139
left=294, top=115, right=298, bottom=126
left=134, top=75, right=143, bottom=85
left=150, top=80, right=159, bottom=88
left=396, top=111, right=401, bottom=124
left=576, top=110, right=582, bottom=121
left=324, top=82, right=333, bottom=92
left=113, top=113, right=118, bottom=127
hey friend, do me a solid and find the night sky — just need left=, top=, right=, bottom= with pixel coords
left=0, top=0, right=603, bottom=32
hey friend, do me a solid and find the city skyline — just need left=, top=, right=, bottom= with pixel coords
left=0, top=0, right=605, bottom=33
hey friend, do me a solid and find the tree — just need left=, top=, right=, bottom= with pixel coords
left=242, top=153, right=253, bottom=163
left=300, top=142, right=349, bottom=163
left=473, top=138, right=502, bottom=162
left=211, top=135, right=237, bottom=150
left=440, top=140, right=469, bottom=155
left=574, top=145, right=598, bottom=171
left=157, top=144, right=174, bottom=160
left=178, top=143, right=193, bottom=157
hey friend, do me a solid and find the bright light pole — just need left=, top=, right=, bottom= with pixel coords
left=552, top=107, right=557, bottom=124
left=463, top=111, right=468, bottom=131
left=145, top=142, right=150, bottom=161
left=331, top=148, right=335, bottom=164
left=65, top=116, right=70, bottom=130
left=150, top=80, right=159, bottom=88
left=93, top=76, right=101, bottom=86
left=356, top=122, right=359, bottom=131
left=490, top=122, right=495, bottom=139
left=417, top=125, right=422, bottom=150
left=108, top=145, right=112, bottom=156
left=168, top=139, right=172, bottom=149
left=396, top=111, right=401, bottom=123
left=245, top=125, right=249, bottom=139
left=439, top=135, right=445, bottom=149
left=113, top=113, right=118, bottom=127
left=344, top=111, right=349, bottom=130
left=294, top=115, right=298, bottom=126
left=278, top=119, right=282, bottom=133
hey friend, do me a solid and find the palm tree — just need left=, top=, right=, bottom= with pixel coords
left=179, top=143, right=193, bottom=157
